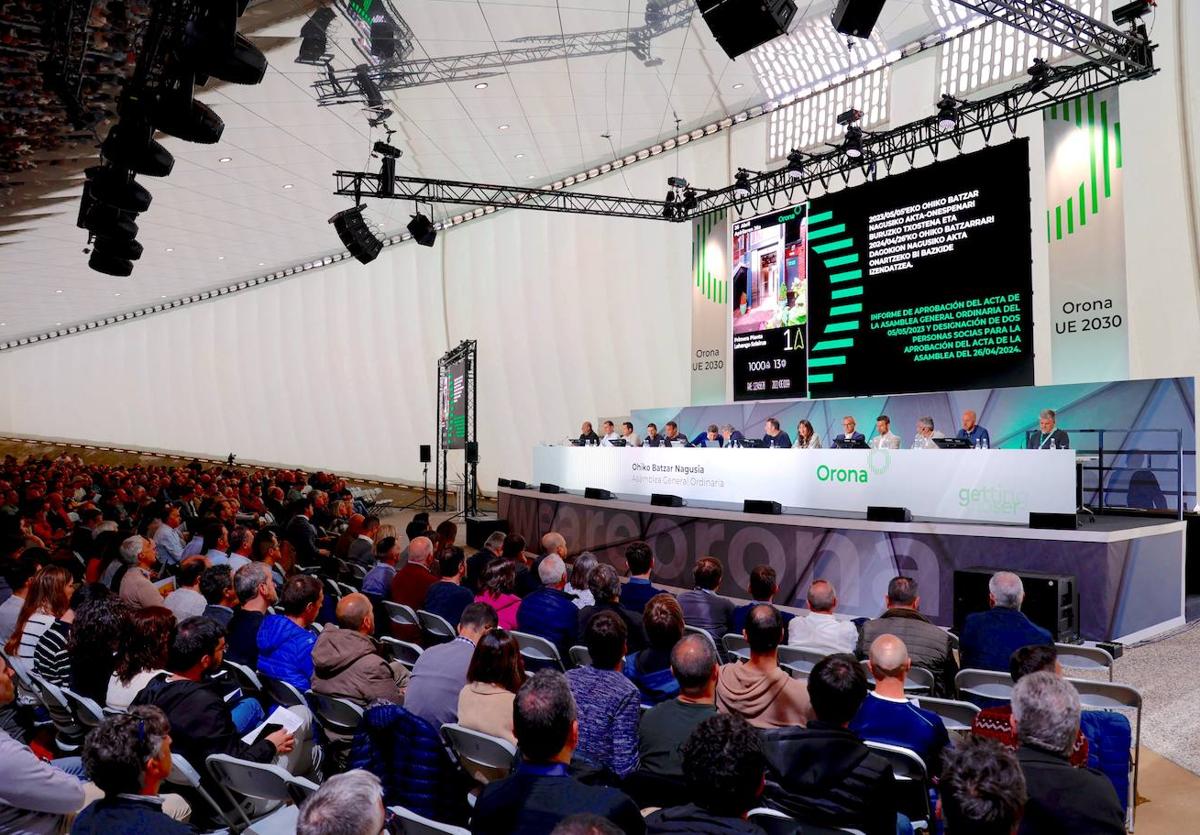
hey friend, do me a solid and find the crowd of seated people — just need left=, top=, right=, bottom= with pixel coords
left=0, top=453, right=1132, bottom=834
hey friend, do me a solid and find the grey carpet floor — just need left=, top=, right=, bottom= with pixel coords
left=1115, top=621, right=1200, bottom=775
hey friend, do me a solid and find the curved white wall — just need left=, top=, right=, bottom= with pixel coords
left=0, top=8, right=1196, bottom=487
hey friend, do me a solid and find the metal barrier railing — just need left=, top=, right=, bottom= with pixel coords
left=1065, top=429, right=1192, bottom=520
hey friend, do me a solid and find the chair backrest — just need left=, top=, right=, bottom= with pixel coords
left=509, top=630, right=565, bottom=670
left=28, top=672, right=84, bottom=750
left=682, top=624, right=719, bottom=654
left=349, top=563, right=369, bottom=581
left=380, top=637, right=424, bottom=670
left=914, top=696, right=981, bottom=732
left=861, top=660, right=934, bottom=694
left=568, top=645, right=592, bottom=668
left=308, top=691, right=365, bottom=736
left=322, top=578, right=343, bottom=603
left=61, top=688, right=105, bottom=729
left=1055, top=643, right=1115, bottom=681
left=259, top=673, right=307, bottom=708
left=206, top=753, right=297, bottom=826
left=383, top=600, right=420, bottom=628
left=955, top=668, right=1014, bottom=702
left=417, top=609, right=456, bottom=643
left=863, top=740, right=931, bottom=826
left=224, top=659, right=264, bottom=694
left=337, top=581, right=359, bottom=598
left=441, top=723, right=518, bottom=785
left=777, top=645, right=824, bottom=676
left=389, top=805, right=471, bottom=835
left=167, top=753, right=239, bottom=830
left=721, top=633, right=750, bottom=659
left=0, top=649, right=36, bottom=699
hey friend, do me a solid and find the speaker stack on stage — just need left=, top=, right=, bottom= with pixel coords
left=953, top=568, right=1080, bottom=642
left=696, top=0, right=797, bottom=59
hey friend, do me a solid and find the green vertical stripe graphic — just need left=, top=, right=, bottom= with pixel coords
left=1075, top=96, right=1082, bottom=127
left=1079, top=183, right=1086, bottom=227
left=1055, top=206, right=1062, bottom=240
left=1115, top=122, right=1123, bottom=168
left=1101, top=99, right=1111, bottom=198
left=1088, top=94, right=1098, bottom=214
left=1067, top=197, right=1074, bottom=234
left=1046, top=210, right=1051, bottom=243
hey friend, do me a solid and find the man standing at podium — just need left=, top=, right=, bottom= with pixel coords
left=1028, top=409, right=1070, bottom=450
left=832, top=416, right=865, bottom=446
left=869, top=416, right=900, bottom=450
left=762, top=418, right=792, bottom=448
left=957, top=410, right=991, bottom=448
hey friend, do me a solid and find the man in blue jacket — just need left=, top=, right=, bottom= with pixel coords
left=960, top=571, right=1053, bottom=671
left=257, top=574, right=324, bottom=691
left=516, top=555, right=580, bottom=660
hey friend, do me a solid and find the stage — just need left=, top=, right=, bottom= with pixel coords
left=498, top=488, right=1186, bottom=643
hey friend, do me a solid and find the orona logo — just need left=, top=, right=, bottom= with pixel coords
left=816, top=464, right=868, bottom=484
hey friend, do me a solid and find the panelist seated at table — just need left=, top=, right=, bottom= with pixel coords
left=644, top=423, right=664, bottom=447
left=957, top=410, right=991, bottom=448
left=762, top=418, right=792, bottom=449
left=911, top=416, right=946, bottom=449
left=869, top=415, right=901, bottom=450
left=578, top=421, right=600, bottom=445
left=598, top=420, right=621, bottom=446
left=794, top=419, right=822, bottom=449
left=831, top=416, right=866, bottom=446
left=620, top=421, right=642, bottom=447
left=691, top=424, right=723, bottom=448
left=662, top=422, right=691, bottom=447
left=1028, top=409, right=1070, bottom=450
left=719, top=424, right=747, bottom=448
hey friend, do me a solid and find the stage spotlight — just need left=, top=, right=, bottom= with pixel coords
left=407, top=212, right=437, bottom=247
left=843, top=125, right=864, bottom=158
left=88, top=247, right=134, bottom=276
left=836, top=108, right=863, bottom=127
left=183, top=1, right=267, bottom=85
left=1113, top=0, right=1153, bottom=27
left=87, top=166, right=152, bottom=213
left=662, top=190, right=677, bottom=219
left=101, top=121, right=174, bottom=177
left=785, top=148, right=804, bottom=180
left=733, top=169, right=751, bottom=199
left=1027, top=57, right=1053, bottom=92
left=935, top=94, right=961, bottom=132
left=373, top=141, right=403, bottom=158
left=681, top=187, right=698, bottom=213
left=329, top=205, right=383, bottom=264
left=92, top=235, right=144, bottom=262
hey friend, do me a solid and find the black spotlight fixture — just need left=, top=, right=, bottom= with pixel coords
left=150, top=69, right=225, bottom=144
left=733, top=169, right=751, bottom=199
left=785, top=148, right=805, bottom=181
left=935, top=94, right=962, bottom=133
left=101, top=120, right=174, bottom=178
left=681, top=187, right=698, bottom=213
left=1113, top=0, right=1154, bottom=27
left=662, top=189, right=677, bottom=219
left=183, top=0, right=268, bottom=86
left=842, top=125, right=864, bottom=158
left=407, top=212, right=437, bottom=247
left=373, top=140, right=403, bottom=158
left=329, top=205, right=383, bottom=264
left=86, top=166, right=153, bottom=213
left=1027, top=57, right=1054, bottom=92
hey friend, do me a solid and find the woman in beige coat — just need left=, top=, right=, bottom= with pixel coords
left=456, top=629, right=525, bottom=745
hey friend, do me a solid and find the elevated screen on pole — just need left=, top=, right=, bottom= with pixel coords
left=440, top=357, right=468, bottom=449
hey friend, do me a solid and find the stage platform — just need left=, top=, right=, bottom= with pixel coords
left=498, top=488, right=1186, bottom=643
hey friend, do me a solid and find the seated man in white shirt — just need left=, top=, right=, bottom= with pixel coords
left=598, top=420, right=621, bottom=446
left=787, top=579, right=858, bottom=655
left=911, top=416, right=945, bottom=449
left=869, top=415, right=901, bottom=450
left=620, top=421, right=642, bottom=447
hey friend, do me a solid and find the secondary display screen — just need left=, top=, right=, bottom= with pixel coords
left=729, top=140, right=1035, bottom=401
left=730, top=204, right=809, bottom=399
left=440, top=357, right=468, bottom=449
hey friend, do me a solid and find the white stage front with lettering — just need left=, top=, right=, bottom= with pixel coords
left=531, top=446, right=1076, bottom=524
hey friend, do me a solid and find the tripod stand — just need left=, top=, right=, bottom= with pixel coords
left=401, top=458, right=436, bottom=511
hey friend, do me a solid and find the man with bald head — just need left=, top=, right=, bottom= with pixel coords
left=532, top=531, right=568, bottom=581
left=636, top=633, right=719, bottom=780
left=787, top=579, right=857, bottom=655
left=849, top=634, right=949, bottom=774
left=389, top=535, right=437, bottom=642
left=957, top=409, right=991, bottom=448
left=311, top=592, right=409, bottom=706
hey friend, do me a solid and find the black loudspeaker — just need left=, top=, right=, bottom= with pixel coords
left=328, top=206, right=382, bottom=265
left=370, top=21, right=395, bottom=58
left=539, top=483, right=563, bottom=494
left=1029, top=512, right=1077, bottom=530
left=466, top=441, right=479, bottom=464
left=953, top=568, right=1080, bottom=642
left=497, top=478, right=511, bottom=488
left=831, top=0, right=887, bottom=38
left=867, top=505, right=912, bottom=523
left=508, top=480, right=528, bottom=490
left=419, top=445, right=431, bottom=464
left=466, top=516, right=507, bottom=549
left=585, top=487, right=615, bottom=500
left=697, top=0, right=797, bottom=59
left=744, top=499, right=782, bottom=515
left=650, top=493, right=684, bottom=508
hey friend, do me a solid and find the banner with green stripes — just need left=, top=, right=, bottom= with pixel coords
left=1044, top=87, right=1130, bottom=383
left=691, top=210, right=729, bottom=405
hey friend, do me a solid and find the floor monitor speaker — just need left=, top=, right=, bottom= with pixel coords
left=867, top=505, right=912, bottom=522
left=953, top=568, right=1080, bottom=642
left=539, top=483, right=563, bottom=494
left=585, top=487, right=615, bottom=500
left=744, top=499, right=782, bottom=515
left=650, top=493, right=684, bottom=508
left=1029, top=512, right=1077, bottom=530
left=465, top=516, right=507, bottom=549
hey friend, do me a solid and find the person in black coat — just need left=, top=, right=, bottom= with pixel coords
left=1027, top=408, right=1070, bottom=449
left=471, top=671, right=643, bottom=835
left=1011, top=672, right=1125, bottom=834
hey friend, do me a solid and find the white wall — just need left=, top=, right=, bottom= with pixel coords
left=0, top=9, right=1196, bottom=487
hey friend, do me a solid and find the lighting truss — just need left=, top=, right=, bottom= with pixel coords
left=313, top=0, right=693, bottom=104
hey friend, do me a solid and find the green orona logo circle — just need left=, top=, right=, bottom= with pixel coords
left=867, top=448, right=891, bottom=475
left=816, top=464, right=869, bottom=484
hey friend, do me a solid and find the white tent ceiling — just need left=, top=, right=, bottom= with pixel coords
left=0, top=0, right=968, bottom=340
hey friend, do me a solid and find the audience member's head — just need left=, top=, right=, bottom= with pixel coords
left=808, top=653, right=868, bottom=726
left=115, top=606, right=175, bottom=684
left=501, top=533, right=527, bottom=563
left=361, top=516, right=380, bottom=539
left=587, top=563, right=621, bottom=604
left=458, top=601, right=498, bottom=642
left=374, top=536, right=399, bottom=565
left=82, top=706, right=173, bottom=797
left=1, top=552, right=39, bottom=595
left=1011, top=671, right=1080, bottom=757
left=297, top=770, right=386, bottom=835
left=806, top=579, right=838, bottom=613
left=119, top=535, right=153, bottom=568
left=989, top=571, right=1024, bottom=610
left=166, top=615, right=225, bottom=676
left=748, top=564, right=779, bottom=603
left=643, top=593, right=684, bottom=652
left=481, top=558, right=517, bottom=598
left=939, top=736, right=1027, bottom=835
left=336, top=593, right=374, bottom=635
left=252, top=530, right=281, bottom=565
left=404, top=520, right=428, bottom=544
left=175, top=556, right=206, bottom=589
left=584, top=611, right=627, bottom=671
left=671, top=632, right=719, bottom=700
left=867, top=633, right=910, bottom=683
left=885, top=575, right=919, bottom=609
left=6, top=564, right=74, bottom=654
left=234, top=561, right=276, bottom=607
left=280, top=574, right=323, bottom=624
left=69, top=593, right=131, bottom=665
left=513, top=670, right=577, bottom=764
left=1009, top=644, right=1061, bottom=682
left=408, top=536, right=434, bottom=568
left=466, top=628, right=525, bottom=694
left=625, top=541, right=653, bottom=577
left=541, top=531, right=567, bottom=557
left=483, top=531, right=506, bottom=557
left=692, top=556, right=723, bottom=592
left=550, top=815, right=623, bottom=835
left=437, top=546, right=466, bottom=580
left=681, top=714, right=766, bottom=818
left=538, top=554, right=567, bottom=588
left=202, top=522, right=228, bottom=554
left=568, top=552, right=597, bottom=592
left=200, top=564, right=236, bottom=607
left=744, top=604, right=785, bottom=654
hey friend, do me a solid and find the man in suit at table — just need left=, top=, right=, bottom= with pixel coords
left=762, top=418, right=792, bottom=448
left=831, top=415, right=866, bottom=446
left=869, top=415, right=901, bottom=450
left=1027, top=409, right=1070, bottom=450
